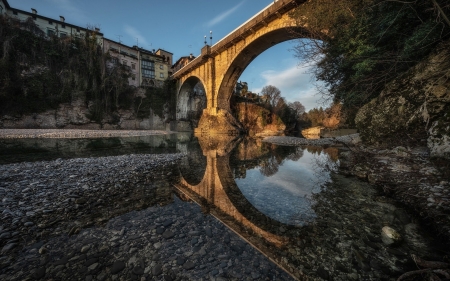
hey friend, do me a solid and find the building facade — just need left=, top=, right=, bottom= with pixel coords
left=0, top=0, right=103, bottom=44
left=138, top=48, right=172, bottom=88
left=103, top=38, right=140, bottom=88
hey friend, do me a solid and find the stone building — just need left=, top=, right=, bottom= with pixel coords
left=103, top=38, right=140, bottom=88
left=0, top=0, right=103, bottom=44
left=172, top=54, right=196, bottom=73
left=137, top=48, right=172, bottom=88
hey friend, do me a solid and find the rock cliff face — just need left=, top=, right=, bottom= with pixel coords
left=234, top=103, right=286, bottom=137
left=355, top=41, right=450, bottom=158
left=0, top=97, right=170, bottom=131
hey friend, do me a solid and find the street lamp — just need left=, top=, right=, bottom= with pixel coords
left=210, top=31, right=213, bottom=45
left=204, top=35, right=207, bottom=45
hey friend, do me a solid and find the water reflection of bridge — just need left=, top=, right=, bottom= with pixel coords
left=174, top=135, right=307, bottom=280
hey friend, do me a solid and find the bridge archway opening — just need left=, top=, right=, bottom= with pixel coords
left=177, top=76, right=206, bottom=124
left=217, top=27, right=316, bottom=111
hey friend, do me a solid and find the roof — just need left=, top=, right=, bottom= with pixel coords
left=3, top=0, right=103, bottom=36
left=172, top=55, right=196, bottom=68
left=1, top=0, right=11, bottom=9
left=104, top=38, right=138, bottom=51
left=156, top=48, right=173, bottom=55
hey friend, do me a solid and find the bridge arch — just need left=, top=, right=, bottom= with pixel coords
left=172, top=0, right=319, bottom=134
left=217, top=27, right=314, bottom=110
left=176, top=76, right=207, bottom=121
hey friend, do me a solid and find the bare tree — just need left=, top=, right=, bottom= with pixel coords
left=261, top=85, right=282, bottom=109
left=288, top=101, right=306, bottom=119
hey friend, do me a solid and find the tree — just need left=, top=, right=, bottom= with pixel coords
left=288, top=101, right=306, bottom=119
left=261, top=85, right=282, bottom=109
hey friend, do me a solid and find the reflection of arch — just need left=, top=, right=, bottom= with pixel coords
left=177, top=76, right=206, bottom=120
left=178, top=139, right=206, bottom=186
left=175, top=135, right=292, bottom=247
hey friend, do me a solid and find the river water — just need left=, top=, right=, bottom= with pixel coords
left=0, top=133, right=447, bottom=280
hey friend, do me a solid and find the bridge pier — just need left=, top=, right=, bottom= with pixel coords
left=194, top=108, right=244, bottom=136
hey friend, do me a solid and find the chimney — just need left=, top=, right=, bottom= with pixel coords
left=60, top=16, right=65, bottom=22
left=189, top=53, right=193, bottom=59
left=31, top=8, right=37, bottom=14
left=152, top=49, right=155, bottom=54
left=95, top=27, right=100, bottom=32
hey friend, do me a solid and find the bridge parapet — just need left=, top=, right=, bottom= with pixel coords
left=171, top=0, right=305, bottom=79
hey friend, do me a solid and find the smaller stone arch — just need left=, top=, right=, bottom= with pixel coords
left=177, top=76, right=207, bottom=123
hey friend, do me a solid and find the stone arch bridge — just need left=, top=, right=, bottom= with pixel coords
left=172, top=0, right=312, bottom=135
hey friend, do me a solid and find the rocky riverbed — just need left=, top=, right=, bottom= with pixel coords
left=0, top=129, right=174, bottom=139
left=264, top=134, right=450, bottom=241
left=0, top=152, right=292, bottom=280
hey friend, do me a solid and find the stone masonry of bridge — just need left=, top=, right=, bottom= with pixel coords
left=172, top=0, right=312, bottom=135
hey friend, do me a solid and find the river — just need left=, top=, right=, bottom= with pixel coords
left=0, top=133, right=446, bottom=280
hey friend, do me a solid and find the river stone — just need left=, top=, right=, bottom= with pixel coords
left=152, top=264, right=163, bottom=276
left=183, top=261, right=195, bottom=270
left=162, top=230, right=175, bottom=239
left=381, top=226, right=402, bottom=246
left=110, top=261, right=125, bottom=274
left=33, top=267, right=46, bottom=279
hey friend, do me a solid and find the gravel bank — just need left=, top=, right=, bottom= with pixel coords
left=0, top=153, right=291, bottom=280
left=263, top=134, right=361, bottom=146
left=0, top=129, right=174, bottom=139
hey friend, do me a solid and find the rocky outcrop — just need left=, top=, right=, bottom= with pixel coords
left=234, top=103, right=285, bottom=137
left=0, top=98, right=170, bottom=131
left=355, top=41, right=450, bottom=158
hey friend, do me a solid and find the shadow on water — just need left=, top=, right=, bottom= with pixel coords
left=175, top=134, right=448, bottom=280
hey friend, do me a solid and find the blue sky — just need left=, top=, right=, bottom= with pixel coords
left=9, top=0, right=323, bottom=110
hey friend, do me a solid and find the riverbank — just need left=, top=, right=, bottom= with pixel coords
left=263, top=134, right=450, bottom=245
left=0, top=129, right=174, bottom=139
left=0, top=153, right=292, bottom=280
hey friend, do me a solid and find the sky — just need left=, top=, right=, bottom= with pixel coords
left=9, top=0, right=324, bottom=110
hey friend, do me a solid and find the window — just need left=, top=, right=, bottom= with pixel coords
left=60, top=32, right=67, bottom=38
left=132, top=74, right=136, bottom=80
left=13, top=11, right=18, bottom=15
left=131, top=64, right=135, bottom=70
left=61, top=24, right=66, bottom=29
left=142, top=69, right=155, bottom=78
left=0, top=6, right=4, bottom=14
left=76, top=28, right=80, bottom=32
left=32, top=15, right=36, bottom=20
left=47, top=29, right=55, bottom=37
left=141, top=60, right=154, bottom=70
left=48, top=20, right=53, bottom=25
left=160, top=73, right=164, bottom=78
left=111, top=57, right=119, bottom=64
left=159, top=65, right=163, bottom=70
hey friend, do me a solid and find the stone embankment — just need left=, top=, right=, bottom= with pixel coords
left=263, top=134, right=450, bottom=243
left=0, top=129, right=173, bottom=139
left=0, top=152, right=291, bottom=280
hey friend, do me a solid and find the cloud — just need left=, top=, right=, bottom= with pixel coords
left=253, top=65, right=328, bottom=111
left=124, top=25, right=148, bottom=46
left=45, top=0, right=88, bottom=25
left=207, top=1, right=245, bottom=27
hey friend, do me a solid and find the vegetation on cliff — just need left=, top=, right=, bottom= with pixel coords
left=293, top=0, right=450, bottom=122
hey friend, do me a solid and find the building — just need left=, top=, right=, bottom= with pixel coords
left=103, top=38, right=140, bottom=88
left=0, top=0, right=103, bottom=44
left=137, top=48, right=172, bottom=88
left=171, top=54, right=196, bottom=73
